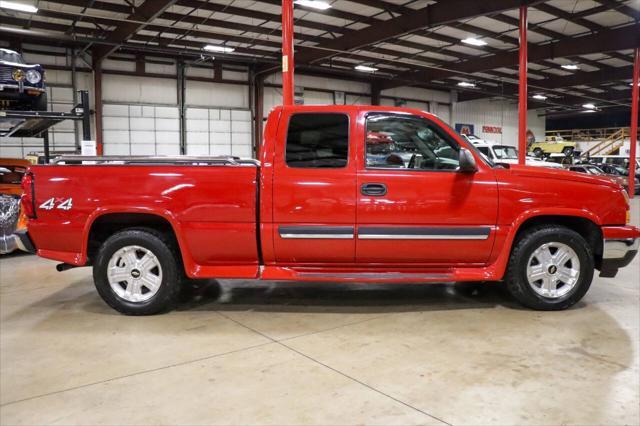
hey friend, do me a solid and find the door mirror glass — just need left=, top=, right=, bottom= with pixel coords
left=458, top=149, right=478, bottom=173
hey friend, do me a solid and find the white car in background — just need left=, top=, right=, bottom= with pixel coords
left=472, top=142, right=564, bottom=169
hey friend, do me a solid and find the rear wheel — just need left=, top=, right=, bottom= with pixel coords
left=562, top=146, right=574, bottom=156
left=533, top=147, right=543, bottom=158
left=93, top=228, right=182, bottom=315
left=505, top=225, right=594, bottom=310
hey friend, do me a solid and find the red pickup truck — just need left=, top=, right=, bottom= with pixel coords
left=19, top=105, right=640, bottom=315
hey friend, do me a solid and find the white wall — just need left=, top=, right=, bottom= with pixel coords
left=452, top=98, right=546, bottom=146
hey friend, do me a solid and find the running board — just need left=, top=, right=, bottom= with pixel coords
left=260, top=266, right=456, bottom=282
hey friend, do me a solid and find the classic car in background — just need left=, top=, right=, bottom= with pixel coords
left=0, top=158, right=32, bottom=254
left=528, top=135, right=577, bottom=157
left=0, top=48, right=47, bottom=111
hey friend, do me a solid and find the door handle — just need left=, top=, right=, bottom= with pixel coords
left=361, top=183, right=387, bottom=196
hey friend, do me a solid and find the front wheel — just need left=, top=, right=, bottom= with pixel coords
left=505, top=225, right=594, bottom=310
left=93, top=228, right=182, bottom=315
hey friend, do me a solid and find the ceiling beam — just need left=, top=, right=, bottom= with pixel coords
left=83, top=0, right=178, bottom=61
left=382, top=23, right=640, bottom=90
left=294, top=0, right=548, bottom=65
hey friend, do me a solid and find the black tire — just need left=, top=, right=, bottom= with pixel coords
left=93, top=228, right=182, bottom=315
left=505, top=225, right=594, bottom=310
left=32, top=91, right=48, bottom=111
left=562, top=146, right=574, bottom=156
left=533, top=147, right=543, bottom=158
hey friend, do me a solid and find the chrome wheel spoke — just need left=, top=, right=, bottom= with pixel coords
left=141, top=274, right=161, bottom=292
left=557, top=266, right=578, bottom=285
left=109, top=266, right=130, bottom=283
left=528, top=264, right=546, bottom=281
left=553, top=246, right=572, bottom=267
left=138, top=252, right=156, bottom=272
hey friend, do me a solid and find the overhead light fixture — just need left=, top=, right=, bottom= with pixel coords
left=354, top=65, right=378, bottom=72
left=294, top=0, right=332, bottom=10
left=0, top=1, right=38, bottom=12
left=582, top=103, right=596, bottom=110
left=532, top=94, right=547, bottom=100
left=203, top=45, right=235, bottom=53
left=461, top=37, right=487, bottom=47
left=457, top=81, right=476, bottom=88
left=561, top=64, right=580, bottom=70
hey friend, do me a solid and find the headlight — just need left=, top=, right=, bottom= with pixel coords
left=25, top=69, right=41, bottom=84
left=12, top=69, right=25, bottom=81
left=621, top=187, right=630, bottom=207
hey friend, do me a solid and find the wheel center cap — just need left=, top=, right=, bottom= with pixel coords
left=131, top=269, right=141, bottom=278
left=548, top=265, right=558, bottom=274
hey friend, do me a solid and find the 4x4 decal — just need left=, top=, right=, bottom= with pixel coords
left=39, top=197, right=73, bottom=211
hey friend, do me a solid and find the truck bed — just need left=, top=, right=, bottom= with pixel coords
left=27, top=156, right=261, bottom=278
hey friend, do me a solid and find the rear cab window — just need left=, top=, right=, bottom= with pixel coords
left=285, top=113, right=349, bottom=168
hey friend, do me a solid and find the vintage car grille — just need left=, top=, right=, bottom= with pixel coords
left=0, top=67, right=14, bottom=81
left=0, top=195, right=20, bottom=236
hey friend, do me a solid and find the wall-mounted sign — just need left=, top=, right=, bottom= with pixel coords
left=455, top=123, right=474, bottom=135
left=394, top=98, right=407, bottom=107
left=334, top=91, right=345, bottom=105
left=482, top=125, right=502, bottom=134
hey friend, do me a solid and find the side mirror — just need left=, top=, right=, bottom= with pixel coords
left=458, top=148, right=478, bottom=173
left=0, top=167, right=11, bottom=175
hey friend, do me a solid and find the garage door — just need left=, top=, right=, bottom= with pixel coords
left=186, top=107, right=252, bottom=157
left=102, top=103, right=180, bottom=156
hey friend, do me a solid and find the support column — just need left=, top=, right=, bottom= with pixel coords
left=371, top=82, right=381, bottom=106
left=254, top=74, right=265, bottom=158
left=177, top=59, right=187, bottom=155
left=518, top=3, right=528, bottom=165
left=93, top=54, right=104, bottom=155
left=281, top=0, right=294, bottom=106
left=629, top=47, right=639, bottom=198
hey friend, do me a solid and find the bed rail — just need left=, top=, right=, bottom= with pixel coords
left=51, top=155, right=260, bottom=167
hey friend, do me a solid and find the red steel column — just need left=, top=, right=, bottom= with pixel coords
left=281, top=0, right=294, bottom=105
left=629, top=47, right=639, bottom=198
left=518, top=4, right=528, bottom=165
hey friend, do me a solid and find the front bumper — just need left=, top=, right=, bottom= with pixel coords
left=599, top=226, right=640, bottom=278
left=0, top=230, right=35, bottom=255
left=0, top=83, right=45, bottom=96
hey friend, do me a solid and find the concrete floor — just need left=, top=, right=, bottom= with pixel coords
left=1, top=201, right=638, bottom=426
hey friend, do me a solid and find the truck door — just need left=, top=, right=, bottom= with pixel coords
left=271, top=109, right=356, bottom=263
left=355, top=112, right=498, bottom=265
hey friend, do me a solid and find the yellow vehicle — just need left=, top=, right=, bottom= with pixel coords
left=528, top=135, right=577, bottom=157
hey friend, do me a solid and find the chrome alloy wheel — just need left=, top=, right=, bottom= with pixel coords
left=107, top=245, right=163, bottom=303
left=526, top=242, right=580, bottom=299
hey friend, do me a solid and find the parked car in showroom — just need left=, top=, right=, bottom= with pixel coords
left=0, top=48, right=47, bottom=111
left=580, top=163, right=640, bottom=195
left=567, top=164, right=636, bottom=194
left=471, top=141, right=563, bottom=170
left=528, top=135, right=576, bottom=157
left=20, top=106, right=640, bottom=315
left=0, top=158, right=31, bottom=254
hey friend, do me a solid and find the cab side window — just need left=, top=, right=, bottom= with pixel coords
left=286, top=113, right=349, bottom=168
left=365, top=114, right=459, bottom=170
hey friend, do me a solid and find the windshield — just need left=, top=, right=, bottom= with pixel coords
left=493, top=145, right=518, bottom=160
left=0, top=50, right=25, bottom=64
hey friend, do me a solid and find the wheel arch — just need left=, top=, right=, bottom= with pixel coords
left=83, top=209, right=188, bottom=270
left=513, top=214, right=603, bottom=267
